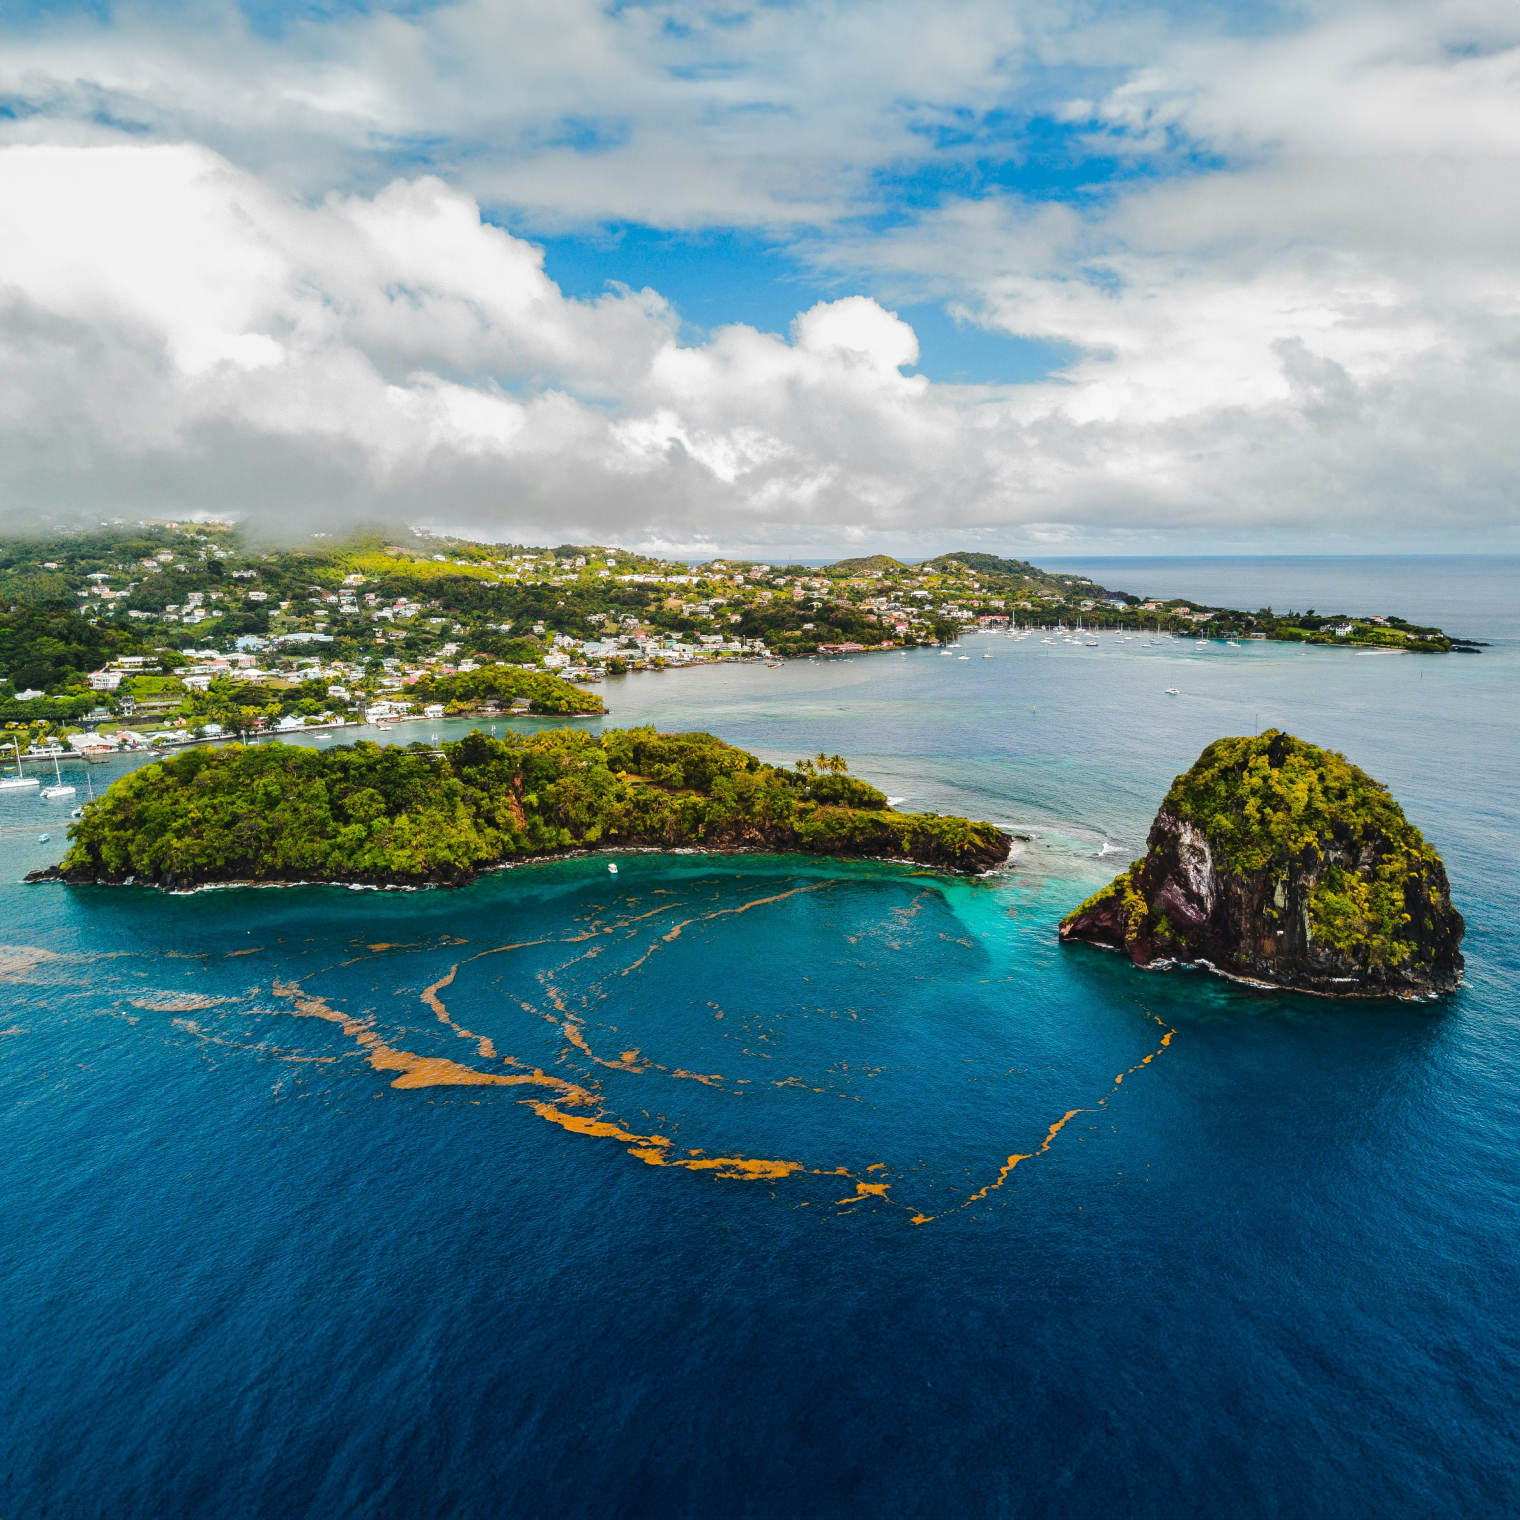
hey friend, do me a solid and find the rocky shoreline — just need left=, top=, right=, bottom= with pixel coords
left=26, top=831, right=1012, bottom=894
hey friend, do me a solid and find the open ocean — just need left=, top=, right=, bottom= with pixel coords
left=4, top=557, right=1517, bottom=1518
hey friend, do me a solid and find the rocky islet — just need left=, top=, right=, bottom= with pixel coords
left=1059, top=730, right=1464, bottom=996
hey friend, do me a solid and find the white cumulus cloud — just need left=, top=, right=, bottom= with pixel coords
left=0, top=143, right=1008, bottom=548
left=0, top=1, right=1517, bottom=551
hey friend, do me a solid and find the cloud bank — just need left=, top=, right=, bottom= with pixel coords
left=0, top=0, right=1517, bottom=553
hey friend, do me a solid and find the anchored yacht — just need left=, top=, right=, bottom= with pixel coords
left=0, top=738, right=38, bottom=790
left=40, top=751, right=75, bottom=800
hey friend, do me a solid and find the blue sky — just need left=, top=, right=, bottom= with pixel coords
left=531, top=225, right=1080, bottom=384
left=518, top=109, right=1228, bottom=384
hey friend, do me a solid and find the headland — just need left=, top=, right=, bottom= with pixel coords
left=26, top=728, right=1011, bottom=890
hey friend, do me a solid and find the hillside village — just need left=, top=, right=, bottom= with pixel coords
left=0, top=523, right=1461, bottom=755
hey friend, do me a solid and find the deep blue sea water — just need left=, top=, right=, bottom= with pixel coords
left=5, top=560, right=1519, bottom=1518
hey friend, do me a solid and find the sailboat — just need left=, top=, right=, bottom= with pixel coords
left=69, top=773, right=94, bottom=816
left=40, top=751, right=76, bottom=800
left=0, top=738, right=38, bottom=790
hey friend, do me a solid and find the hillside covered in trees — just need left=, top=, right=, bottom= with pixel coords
left=36, top=728, right=1012, bottom=887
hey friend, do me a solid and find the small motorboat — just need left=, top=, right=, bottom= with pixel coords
left=607, top=862, right=618, bottom=874
left=1165, top=687, right=1181, bottom=695
left=38, top=833, right=49, bottom=843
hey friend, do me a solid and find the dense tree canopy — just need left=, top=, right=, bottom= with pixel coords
left=54, top=728, right=1010, bottom=886
left=0, top=601, right=136, bottom=693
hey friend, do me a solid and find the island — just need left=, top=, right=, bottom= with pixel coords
left=1058, top=731, right=1464, bottom=997
left=0, top=523, right=1474, bottom=764
left=27, top=728, right=1011, bottom=889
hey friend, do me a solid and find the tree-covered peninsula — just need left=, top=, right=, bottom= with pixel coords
left=32, top=728, right=1011, bottom=888
left=1059, top=731, right=1464, bottom=996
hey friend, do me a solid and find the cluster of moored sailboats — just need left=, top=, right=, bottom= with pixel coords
left=935, top=621, right=1249, bottom=702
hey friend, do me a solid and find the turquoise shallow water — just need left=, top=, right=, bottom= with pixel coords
left=5, top=575, right=1519, bottom=1517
